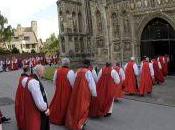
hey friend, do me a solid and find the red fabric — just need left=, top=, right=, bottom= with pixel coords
left=0, top=110, right=2, bottom=124
left=164, top=57, right=169, bottom=76
left=24, top=78, right=41, bottom=130
left=50, top=67, right=72, bottom=125
left=65, top=68, right=91, bottom=130
left=152, top=59, right=164, bottom=83
left=123, top=61, right=138, bottom=94
left=15, top=76, right=27, bottom=130
left=89, top=67, right=115, bottom=117
left=159, top=56, right=166, bottom=76
left=113, top=66, right=124, bottom=99
left=139, top=61, right=153, bottom=95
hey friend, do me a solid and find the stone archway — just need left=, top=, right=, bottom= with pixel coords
left=137, top=13, right=175, bottom=73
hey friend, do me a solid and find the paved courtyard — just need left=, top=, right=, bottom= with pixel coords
left=1, top=70, right=175, bottom=130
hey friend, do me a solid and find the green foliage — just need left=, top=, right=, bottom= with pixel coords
left=41, top=33, right=59, bottom=56
left=31, top=49, right=36, bottom=53
left=11, top=47, right=20, bottom=54
left=44, top=66, right=57, bottom=80
left=0, top=13, right=14, bottom=44
left=0, top=47, right=11, bottom=54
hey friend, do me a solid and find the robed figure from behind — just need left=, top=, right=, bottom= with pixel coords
left=123, top=57, right=139, bottom=95
left=15, top=66, right=30, bottom=130
left=139, top=57, right=155, bottom=96
left=50, top=58, right=75, bottom=125
left=89, top=62, right=120, bottom=117
left=65, top=59, right=97, bottom=130
left=23, top=65, right=50, bottom=130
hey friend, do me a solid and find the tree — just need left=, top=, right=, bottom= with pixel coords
left=0, top=13, right=14, bottom=47
left=31, top=49, right=36, bottom=53
left=11, top=47, right=20, bottom=54
left=42, top=33, right=59, bottom=56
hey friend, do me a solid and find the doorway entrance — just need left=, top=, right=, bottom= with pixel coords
left=141, top=18, right=175, bottom=74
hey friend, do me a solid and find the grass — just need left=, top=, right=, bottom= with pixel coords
left=44, top=66, right=57, bottom=80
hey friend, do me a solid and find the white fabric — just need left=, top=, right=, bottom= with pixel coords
left=119, top=68, right=125, bottom=81
left=53, top=69, right=75, bottom=88
left=23, top=78, right=47, bottom=112
left=75, top=70, right=97, bottom=97
left=91, top=69, right=98, bottom=83
left=97, top=69, right=120, bottom=84
left=158, top=61, right=162, bottom=69
left=124, top=63, right=139, bottom=76
left=108, top=99, right=114, bottom=113
left=0, top=61, right=3, bottom=71
left=22, top=77, right=29, bottom=88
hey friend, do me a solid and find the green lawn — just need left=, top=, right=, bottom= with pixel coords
left=44, top=66, right=57, bottom=80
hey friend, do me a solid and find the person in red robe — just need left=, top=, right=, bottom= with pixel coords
left=50, top=58, right=75, bottom=125
left=15, top=65, right=30, bottom=130
left=158, top=56, right=167, bottom=77
left=139, top=57, right=154, bottom=96
left=151, top=57, right=164, bottom=84
left=123, top=57, right=139, bottom=95
left=89, top=62, right=120, bottom=118
left=164, top=55, right=169, bottom=76
left=65, top=59, right=97, bottom=130
left=113, top=63, right=125, bottom=100
left=0, top=110, right=2, bottom=130
left=24, top=65, right=50, bottom=130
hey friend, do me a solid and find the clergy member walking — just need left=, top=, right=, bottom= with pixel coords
left=123, top=57, right=139, bottom=95
left=89, top=62, right=120, bottom=117
left=15, top=65, right=30, bottom=130
left=24, top=65, right=50, bottom=130
left=65, top=59, right=97, bottom=130
left=139, top=57, right=154, bottom=96
left=50, top=58, right=75, bottom=125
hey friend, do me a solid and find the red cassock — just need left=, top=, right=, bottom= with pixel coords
left=50, top=67, right=72, bottom=125
left=89, top=67, right=115, bottom=117
left=159, top=56, right=167, bottom=77
left=65, top=68, right=91, bottom=130
left=152, top=59, right=164, bottom=83
left=164, top=57, right=169, bottom=76
left=123, top=61, right=138, bottom=94
left=15, top=74, right=28, bottom=130
left=0, top=110, right=2, bottom=124
left=113, top=66, right=124, bottom=99
left=24, top=78, right=41, bottom=130
left=139, top=61, right=153, bottom=95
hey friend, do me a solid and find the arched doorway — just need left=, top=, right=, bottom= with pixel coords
left=141, top=18, right=175, bottom=74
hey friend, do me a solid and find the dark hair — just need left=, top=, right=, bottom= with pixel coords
left=23, top=66, right=30, bottom=73
left=82, top=59, right=91, bottom=68
left=116, top=63, right=120, bottom=66
left=106, top=62, right=111, bottom=67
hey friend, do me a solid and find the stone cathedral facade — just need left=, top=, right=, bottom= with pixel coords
left=56, top=0, right=175, bottom=64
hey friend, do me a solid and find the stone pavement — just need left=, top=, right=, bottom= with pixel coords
left=0, top=70, right=175, bottom=130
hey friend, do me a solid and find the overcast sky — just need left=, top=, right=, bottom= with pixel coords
left=0, top=0, right=59, bottom=41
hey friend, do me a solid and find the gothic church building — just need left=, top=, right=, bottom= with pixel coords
left=57, top=0, right=175, bottom=72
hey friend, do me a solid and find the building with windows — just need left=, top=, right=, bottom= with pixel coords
left=7, top=21, right=43, bottom=53
left=57, top=0, right=175, bottom=73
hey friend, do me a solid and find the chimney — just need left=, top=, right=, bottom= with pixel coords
left=31, top=21, right=37, bottom=37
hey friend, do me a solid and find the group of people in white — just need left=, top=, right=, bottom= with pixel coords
left=12, top=54, right=170, bottom=130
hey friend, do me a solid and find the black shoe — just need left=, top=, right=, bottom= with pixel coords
left=82, top=124, right=86, bottom=130
left=1, top=117, right=11, bottom=123
left=104, top=113, right=112, bottom=117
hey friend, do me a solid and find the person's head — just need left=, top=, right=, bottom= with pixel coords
left=106, top=61, right=111, bottom=67
left=146, top=57, right=149, bottom=62
left=61, top=57, right=70, bottom=67
left=33, top=65, right=45, bottom=78
left=23, top=65, right=30, bottom=74
left=82, top=59, right=91, bottom=68
left=130, top=57, right=135, bottom=61
left=116, top=63, right=120, bottom=67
